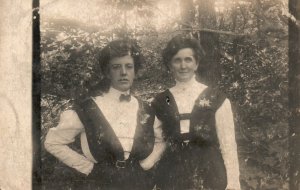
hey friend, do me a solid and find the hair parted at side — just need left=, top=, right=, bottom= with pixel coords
left=162, top=34, right=206, bottom=68
left=99, top=38, right=143, bottom=75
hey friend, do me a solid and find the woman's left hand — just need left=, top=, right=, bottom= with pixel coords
left=139, top=159, right=155, bottom=170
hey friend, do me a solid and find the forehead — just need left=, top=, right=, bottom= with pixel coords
left=109, top=55, right=134, bottom=65
left=173, top=48, right=195, bottom=59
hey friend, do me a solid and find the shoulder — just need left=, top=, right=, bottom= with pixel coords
left=74, top=96, right=99, bottom=111
left=75, top=96, right=94, bottom=106
left=202, top=87, right=226, bottom=100
left=152, top=90, right=171, bottom=106
left=216, top=98, right=233, bottom=113
left=60, top=109, right=78, bottom=118
left=132, top=96, right=152, bottom=114
left=149, top=90, right=172, bottom=118
left=73, top=96, right=101, bottom=125
left=57, top=109, right=84, bottom=130
left=196, top=86, right=228, bottom=110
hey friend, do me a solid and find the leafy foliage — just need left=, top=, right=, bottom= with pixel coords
left=41, top=0, right=289, bottom=189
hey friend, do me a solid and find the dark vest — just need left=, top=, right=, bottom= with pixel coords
left=151, top=87, right=226, bottom=148
left=75, top=97, right=155, bottom=165
left=152, top=87, right=228, bottom=190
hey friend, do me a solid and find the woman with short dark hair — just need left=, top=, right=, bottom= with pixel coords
left=45, top=39, right=155, bottom=189
left=142, top=34, right=241, bottom=190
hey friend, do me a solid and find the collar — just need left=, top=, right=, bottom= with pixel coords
left=173, top=75, right=207, bottom=92
left=106, top=87, right=131, bottom=101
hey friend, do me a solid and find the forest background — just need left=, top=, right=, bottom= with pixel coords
left=40, top=0, right=291, bottom=189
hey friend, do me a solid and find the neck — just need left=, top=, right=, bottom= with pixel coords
left=175, top=75, right=196, bottom=87
left=109, top=87, right=130, bottom=95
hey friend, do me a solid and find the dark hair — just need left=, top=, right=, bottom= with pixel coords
left=99, top=39, right=142, bottom=75
left=92, top=39, right=143, bottom=94
left=162, top=34, right=205, bottom=69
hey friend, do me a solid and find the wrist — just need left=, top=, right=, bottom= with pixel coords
left=226, top=183, right=241, bottom=190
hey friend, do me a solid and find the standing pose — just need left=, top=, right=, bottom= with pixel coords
left=142, top=34, right=241, bottom=190
left=45, top=39, right=155, bottom=189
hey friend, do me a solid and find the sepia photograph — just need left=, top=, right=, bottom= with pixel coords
left=1, top=0, right=299, bottom=189
left=37, top=0, right=298, bottom=189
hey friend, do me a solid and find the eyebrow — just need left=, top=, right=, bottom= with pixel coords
left=111, top=63, right=134, bottom=65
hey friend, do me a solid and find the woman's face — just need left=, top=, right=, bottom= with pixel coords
left=108, top=55, right=135, bottom=92
left=169, top=48, right=198, bottom=82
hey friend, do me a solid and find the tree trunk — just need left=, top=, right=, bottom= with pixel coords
left=196, top=0, right=217, bottom=29
left=289, top=0, right=300, bottom=189
left=195, top=0, right=220, bottom=86
left=180, top=0, right=195, bottom=29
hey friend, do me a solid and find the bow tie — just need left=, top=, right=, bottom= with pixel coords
left=119, top=94, right=131, bottom=102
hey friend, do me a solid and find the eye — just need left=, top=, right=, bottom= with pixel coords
left=184, top=57, right=193, bottom=63
left=126, top=64, right=134, bottom=69
left=172, top=58, right=181, bottom=64
left=111, top=64, right=121, bottom=69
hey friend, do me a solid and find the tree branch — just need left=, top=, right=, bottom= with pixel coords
left=177, top=28, right=249, bottom=36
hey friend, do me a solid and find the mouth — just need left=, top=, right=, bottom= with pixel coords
left=179, top=71, right=189, bottom=74
left=119, top=79, right=129, bottom=82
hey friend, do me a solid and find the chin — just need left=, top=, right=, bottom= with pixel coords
left=118, top=85, right=131, bottom=92
left=177, top=77, right=193, bottom=82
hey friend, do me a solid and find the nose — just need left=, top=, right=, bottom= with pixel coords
left=180, top=61, right=187, bottom=69
left=120, top=65, right=127, bottom=76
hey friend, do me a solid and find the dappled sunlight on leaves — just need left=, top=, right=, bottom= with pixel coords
left=41, top=0, right=289, bottom=189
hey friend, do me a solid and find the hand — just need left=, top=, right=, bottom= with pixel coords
left=139, top=159, right=154, bottom=170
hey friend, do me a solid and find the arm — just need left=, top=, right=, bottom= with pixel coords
left=140, top=116, right=166, bottom=170
left=44, top=110, right=94, bottom=175
left=215, top=99, right=241, bottom=190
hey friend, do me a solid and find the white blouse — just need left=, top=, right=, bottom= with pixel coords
left=140, top=76, right=241, bottom=190
left=44, top=88, right=139, bottom=175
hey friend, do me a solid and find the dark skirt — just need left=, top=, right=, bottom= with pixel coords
left=155, top=144, right=227, bottom=190
left=86, top=161, right=155, bottom=190
left=47, top=161, right=154, bottom=190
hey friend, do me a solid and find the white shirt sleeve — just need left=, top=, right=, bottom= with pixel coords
left=215, top=99, right=241, bottom=190
left=140, top=116, right=166, bottom=170
left=44, top=110, right=94, bottom=175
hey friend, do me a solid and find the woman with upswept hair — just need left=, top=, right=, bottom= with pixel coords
left=142, top=34, right=241, bottom=190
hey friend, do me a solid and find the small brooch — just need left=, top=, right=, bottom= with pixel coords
left=194, top=125, right=202, bottom=132
left=197, top=98, right=211, bottom=107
